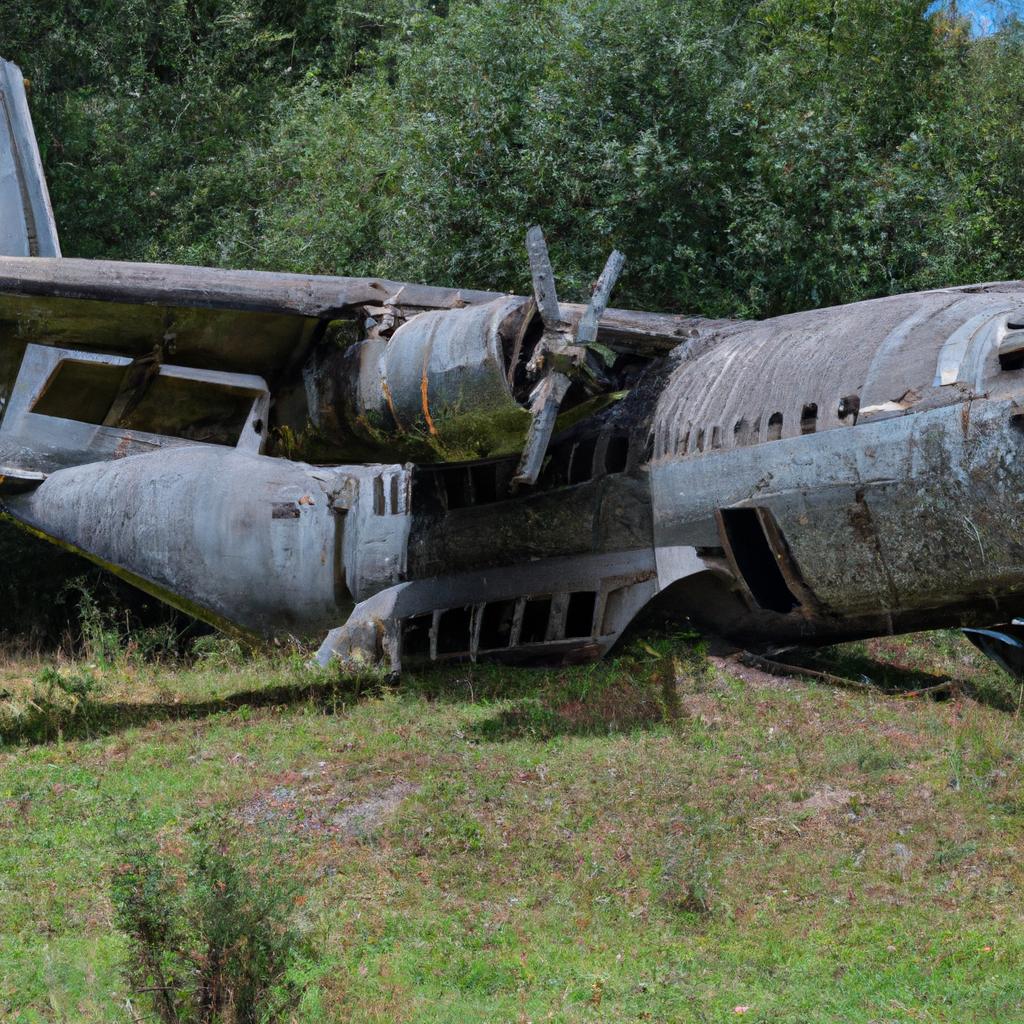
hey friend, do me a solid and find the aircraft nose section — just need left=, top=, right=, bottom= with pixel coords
left=3, top=447, right=352, bottom=638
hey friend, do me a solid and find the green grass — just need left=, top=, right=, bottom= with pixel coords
left=2, top=631, right=1024, bottom=1022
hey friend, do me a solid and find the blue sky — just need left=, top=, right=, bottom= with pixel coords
left=928, top=1, right=1024, bottom=34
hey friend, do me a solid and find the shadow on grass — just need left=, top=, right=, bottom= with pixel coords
left=0, top=641, right=694, bottom=748
left=0, top=672, right=384, bottom=747
left=4, top=631, right=1021, bottom=748
left=786, top=647, right=950, bottom=692
left=775, top=638, right=1024, bottom=713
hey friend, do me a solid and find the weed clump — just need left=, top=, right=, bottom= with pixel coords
left=661, top=810, right=719, bottom=917
left=190, top=634, right=248, bottom=669
left=60, top=576, right=198, bottom=667
left=0, top=665, right=106, bottom=745
left=111, top=815, right=320, bottom=1024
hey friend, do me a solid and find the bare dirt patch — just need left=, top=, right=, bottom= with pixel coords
left=238, top=766, right=418, bottom=838
left=787, top=785, right=855, bottom=816
left=709, top=654, right=803, bottom=691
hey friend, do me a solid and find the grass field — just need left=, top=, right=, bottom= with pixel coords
left=2, top=629, right=1024, bottom=1023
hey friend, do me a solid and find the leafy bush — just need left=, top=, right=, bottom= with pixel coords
left=0, top=664, right=105, bottom=745
left=111, top=815, right=318, bottom=1024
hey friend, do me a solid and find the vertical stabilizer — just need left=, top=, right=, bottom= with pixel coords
left=0, top=59, right=60, bottom=257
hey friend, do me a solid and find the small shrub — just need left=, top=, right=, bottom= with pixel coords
left=930, top=840, right=978, bottom=868
left=37, top=664, right=100, bottom=699
left=127, top=622, right=183, bottom=664
left=63, top=577, right=123, bottom=666
left=661, top=816, right=717, bottom=917
left=111, top=815, right=319, bottom=1024
left=191, top=634, right=247, bottom=669
left=0, top=665, right=107, bottom=744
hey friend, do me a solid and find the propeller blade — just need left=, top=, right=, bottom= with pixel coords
left=576, top=248, right=625, bottom=346
left=526, top=225, right=562, bottom=327
left=512, top=371, right=572, bottom=487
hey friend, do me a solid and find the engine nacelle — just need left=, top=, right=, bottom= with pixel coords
left=306, top=296, right=539, bottom=460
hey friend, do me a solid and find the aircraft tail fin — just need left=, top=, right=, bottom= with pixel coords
left=0, top=59, right=60, bottom=257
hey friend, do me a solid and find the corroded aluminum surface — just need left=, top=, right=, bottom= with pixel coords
left=5, top=448, right=412, bottom=638
left=654, top=288, right=1024, bottom=456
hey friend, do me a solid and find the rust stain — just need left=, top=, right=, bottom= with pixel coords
left=380, top=375, right=401, bottom=432
left=960, top=399, right=971, bottom=437
left=420, top=365, right=438, bottom=436
left=420, top=324, right=439, bottom=436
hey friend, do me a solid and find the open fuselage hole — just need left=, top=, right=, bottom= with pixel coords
left=479, top=600, right=516, bottom=649
left=564, top=591, right=597, bottom=638
left=520, top=597, right=552, bottom=644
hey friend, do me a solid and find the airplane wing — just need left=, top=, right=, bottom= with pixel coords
left=0, top=253, right=728, bottom=482
left=0, top=56, right=731, bottom=489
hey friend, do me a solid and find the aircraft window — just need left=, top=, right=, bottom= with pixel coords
left=437, top=606, right=473, bottom=655
left=564, top=591, right=597, bottom=638
left=441, top=467, right=473, bottom=510
left=694, top=427, right=706, bottom=452
left=998, top=324, right=1024, bottom=371
left=520, top=596, right=552, bottom=644
left=538, top=442, right=572, bottom=488
left=800, top=403, right=818, bottom=434
left=470, top=464, right=498, bottom=504
left=569, top=436, right=597, bottom=484
left=479, top=599, right=516, bottom=649
left=733, top=418, right=748, bottom=445
left=766, top=413, right=783, bottom=441
left=710, top=425, right=722, bottom=450
left=838, top=395, right=860, bottom=423
left=373, top=476, right=387, bottom=515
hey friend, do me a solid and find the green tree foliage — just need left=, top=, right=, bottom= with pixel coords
left=7, top=0, right=1023, bottom=311
left=3, top=0, right=1024, bottom=636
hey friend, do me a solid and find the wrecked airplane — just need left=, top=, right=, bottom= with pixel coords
left=3, top=57, right=1024, bottom=676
